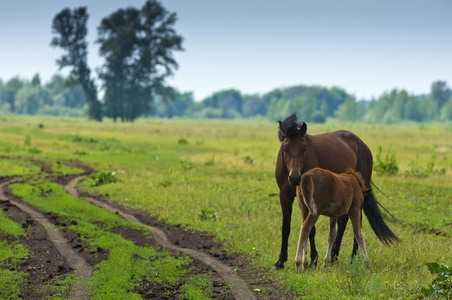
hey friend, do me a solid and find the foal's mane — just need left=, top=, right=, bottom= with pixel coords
left=345, top=168, right=366, bottom=191
left=278, top=113, right=303, bottom=141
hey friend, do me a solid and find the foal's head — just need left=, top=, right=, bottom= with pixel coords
left=278, top=114, right=307, bottom=186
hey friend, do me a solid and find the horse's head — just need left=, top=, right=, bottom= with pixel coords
left=278, top=114, right=307, bottom=186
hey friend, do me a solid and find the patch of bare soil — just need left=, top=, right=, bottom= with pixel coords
left=0, top=162, right=295, bottom=299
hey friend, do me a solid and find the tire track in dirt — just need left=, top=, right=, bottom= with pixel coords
left=67, top=176, right=258, bottom=300
left=0, top=178, right=92, bottom=300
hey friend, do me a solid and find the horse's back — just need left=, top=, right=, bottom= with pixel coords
left=307, top=130, right=373, bottom=185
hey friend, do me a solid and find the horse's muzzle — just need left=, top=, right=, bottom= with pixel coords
left=288, top=175, right=301, bottom=186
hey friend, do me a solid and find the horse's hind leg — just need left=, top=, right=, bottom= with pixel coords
left=324, top=217, right=337, bottom=266
left=350, top=213, right=363, bottom=260
left=350, top=212, right=368, bottom=261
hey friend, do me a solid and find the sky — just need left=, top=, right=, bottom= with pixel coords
left=1, top=0, right=451, bottom=101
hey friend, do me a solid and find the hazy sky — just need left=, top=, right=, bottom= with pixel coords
left=1, top=0, right=451, bottom=101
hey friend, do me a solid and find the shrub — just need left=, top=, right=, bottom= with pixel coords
left=178, top=137, right=188, bottom=145
left=422, top=262, right=451, bottom=297
left=90, top=171, right=118, bottom=187
left=405, top=157, right=446, bottom=177
left=373, top=146, right=399, bottom=175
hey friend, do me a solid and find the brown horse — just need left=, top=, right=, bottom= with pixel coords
left=294, top=168, right=372, bottom=272
left=274, top=113, right=398, bottom=270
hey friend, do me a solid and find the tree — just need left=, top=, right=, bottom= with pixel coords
left=431, top=81, right=451, bottom=111
left=0, top=77, right=24, bottom=112
left=97, top=0, right=183, bottom=121
left=441, top=100, right=452, bottom=121
left=15, top=86, right=41, bottom=115
left=202, top=89, right=242, bottom=118
left=335, top=96, right=364, bottom=122
left=242, top=95, right=267, bottom=117
left=51, top=7, right=102, bottom=121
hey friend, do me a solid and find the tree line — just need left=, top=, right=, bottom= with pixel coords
left=151, top=80, right=452, bottom=123
left=2, top=73, right=451, bottom=124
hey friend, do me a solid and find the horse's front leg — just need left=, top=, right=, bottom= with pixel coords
left=308, top=225, right=318, bottom=267
left=331, top=216, right=348, bottom=262
left=273, top=190, right=295, bottom=270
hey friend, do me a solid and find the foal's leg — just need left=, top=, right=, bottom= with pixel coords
left=349, top=211, right=368, bottom=260
left=324, top=217, right=338, bottom=266
left=295, top=214, right=319, bottom=273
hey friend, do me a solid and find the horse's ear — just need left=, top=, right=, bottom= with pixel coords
left=299, top=122, right=307, bottom=137
left=279, top=121, right=287, bottom=139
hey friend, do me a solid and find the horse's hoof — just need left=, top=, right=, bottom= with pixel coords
left=309, top=259, right=318, bottom=269
left=272, top=260, right=284, bottom=270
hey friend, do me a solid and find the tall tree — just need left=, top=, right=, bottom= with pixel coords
left=431, top=80, right=451, bottom=111
left=0, top=77, right=23, bottom=112
left=51, top=7, right=102, bottom=121
left=97, top=0, right=183, bottom=121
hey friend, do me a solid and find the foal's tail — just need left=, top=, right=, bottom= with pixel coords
left=363, top=192, right=400, bottom=245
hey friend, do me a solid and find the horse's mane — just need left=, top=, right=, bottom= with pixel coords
left=278, top=113, right=302, bottom=141
left=345, top=168, right=367, bottom=191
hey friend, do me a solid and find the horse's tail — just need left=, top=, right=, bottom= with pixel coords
left=363, top=191, right=400, bottom=245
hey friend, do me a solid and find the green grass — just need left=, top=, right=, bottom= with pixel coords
left=10, top=181, right=193, bottom=298
left=180, top=275, right=215, bottom=300
left=0, top=209, right=29, bottom=299
left=0, top=116, right=451, bottom=298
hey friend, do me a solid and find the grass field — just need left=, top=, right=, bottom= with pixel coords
left=0, top=115, right=451, bottom=299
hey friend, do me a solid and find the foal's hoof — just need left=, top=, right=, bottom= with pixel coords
left=272, top=260, right=285, bottom=270
left=295, top=264, right=303, bottom=273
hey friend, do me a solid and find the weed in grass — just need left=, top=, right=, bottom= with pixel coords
left=180, top=275, right=214, bottom=300
left=28, top=146, right=42, bottom=154
left=204, top=155, right=216, bottom=166
left=2, top=144, right=23, bottom=153
left=73, top=135, right=98, bottom=143
left=405, top=156, right=446, bottom=177
left=199, top=209, right=219, bottom=221
left=73, top=150, right=88, bottom=156
left=90, top=171, right=118, bottom=187
left=158, top=179, right=172, bottom=187
left=373, top=145, right=399, bottom=175
left=178, top=137, right=189, bottom=145
left=24, top=134, right=31, bottom=146
left=244, top=155, right=255, bottom=164
left=422, top=262, right=452, bottom=297
left=180, top=159, right=194, bottom=171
